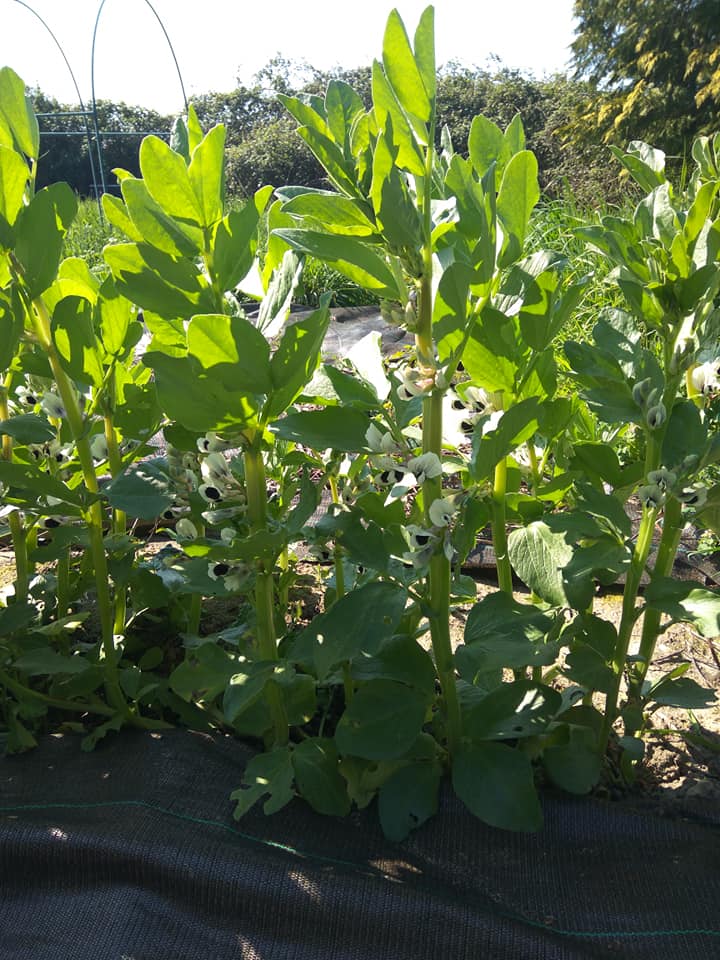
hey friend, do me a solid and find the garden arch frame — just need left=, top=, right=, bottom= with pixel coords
left=7, top=0, right=188, bottom=207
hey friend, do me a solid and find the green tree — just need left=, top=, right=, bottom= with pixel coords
left=571, top=0, right=720, bottom=152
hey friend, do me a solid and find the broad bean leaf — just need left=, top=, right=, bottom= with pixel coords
left=470, top=399, right=541, bottom=481
left=382, top=8, right=433, bottom=126
left=0, top=460, right=85, bottom=507
left=563, top=538, right=631, bottom=611
left=292, top=738, right=350, bottom=817
left=14, top=183, right=76, bottom=297
left=335, top=679, right=429, bottom=760
left=187, top=313, right=271, bottom=394
left=508, top=521, right=573, bottom=607
left=496, top=151, right=539, bottom=267
left=120, top=178, right=202, bottom=258
left=265, top=304, right=331, bottom=421
left=146, top=351, right=258, bottom=432
left=13, top=648, right=90, bottom=676
left=0, top=67, right=39, bottom=159
left=223, top=662, right=277, bottom=724
left=648, top=675, right=716, bottom=709
left=97, top=277, right=141, bottom=359
left=291, top=581, right=407, bottom=680
left=458, top=592, right=555, bottom=676
left=468, top=115, right=506, bottom=180
left=187, top=123, right=225, bottom=228
left=282, top=191, right=378, bottom=237
left=463, top=680, right=562, bottom=740
left=0, top=601, right=36, bottom=636
left=0, top=289, right=23, bottom=368
left=543, top=724, right=602, bottom=794
left=350, top=634, right=436, bottom=695
left=105, top=460, right=173, bottom=519
left=139, top=135, right=203, bottom=225
left=662, top=401, right=707, bottom=469
left=0, top=414, right=54, bottom=444
left=0, top=143, right=29, bottom=234
left=168, top=642, right=238, bottom=702
left=644, top=579, right=720, bottom=637
left=452, top=742, right=542, bottom=831
left=231, top=748, right=295, bottom=818
left=371, top=132, right=423, bottom=252
left=274, top=228, right=402, bottom=298
left=51, top=295, right=105, bottom=388
left=104, top=242, right=216, bottom=319
left=371, top=61, right=425, bottom=175
left=270, top=406, right=372, bottom=451
left=378, top=760, right=441, bottom=841
left=212, top=185, right=273, bottom=292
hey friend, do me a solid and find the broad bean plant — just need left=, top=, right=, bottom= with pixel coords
left=0, top=6, right=717, bottom=839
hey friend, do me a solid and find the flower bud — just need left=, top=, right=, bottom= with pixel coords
left=632, top=378, right=653, bottom=407
left=638, top=483, right=665, bottom=509
left=645, top=402, right=666, bottom=430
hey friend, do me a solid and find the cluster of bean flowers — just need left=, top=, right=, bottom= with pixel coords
left=638, top=459, right=707, bottom=512
left=162, top=434, right=252, bottom=592
left=362, top=422, right=460, bottom=567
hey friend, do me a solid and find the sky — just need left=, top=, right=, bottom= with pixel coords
left=0, top=0, right=577, bottom=114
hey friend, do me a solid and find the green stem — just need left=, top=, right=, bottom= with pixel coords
left=526, top=441, right=540, bottom=494
left=491, top=457, right=513, bottom=595
left=26, top=295, right=126, bottom=716
left=328, top=474, right=346, bottom=602
left=0, top=382, right=31, bottom=602
left=626, top=496, right=684, bottom=718
left=418, top=322, right=461, bottom=755
left=600, top=504, right=657, bottom=752
left=57, top=553, right=70, bottom=619
left=0, top=667, right=115, bottom=717
left=244, top=439, right=288, bottom=746
left=104, top=411, right=129, bottom=637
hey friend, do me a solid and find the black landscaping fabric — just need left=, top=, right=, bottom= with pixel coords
left=0, top=730, right=718, bottom=960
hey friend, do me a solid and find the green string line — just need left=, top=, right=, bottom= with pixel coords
left=1, top=799, right=719, bottom=942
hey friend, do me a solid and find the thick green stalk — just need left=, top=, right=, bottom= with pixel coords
left=626, top=495, right=684, bottom=717
left=244, top=440, right=288, bottom=746
left=600, top=504, right=657, bottom=752
left=328, top=474, right=346, bottom=602
left=416, top=302, right=462, bottom=754
left=27, top=297, right=126, bottom=715
left=0, top=382, right=31, bottom=602
left=104, top=410, right=128, bottom=637
left=0, top=667, right=115, bottom=717
left=491, top=456, right=513, bottom=595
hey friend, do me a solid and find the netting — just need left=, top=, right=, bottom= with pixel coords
left=1, top=730, right=718, bottom=959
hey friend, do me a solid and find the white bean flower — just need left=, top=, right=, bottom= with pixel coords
left=690, top=360, right=720, bottom=396
left=89, top=433, right=109, bottom=462
left=15, top=385, right=39, bottom=409
left=365, top=423, right=401, bottom=455
left=40, top=392, right=66, bottom=419
left=200, top=451, right=232, bottom=485
left=199, top=483, right=224, bottom=504
left=406, top=452, right=442, bottom=484
left=175, top=518, right=199, bottom=540
left=197, top=432, right=232, bottom=454
left=677, top=484, right=707, bottom=508
left=395, top=364, right=434, bottom=401
left=429, top=496, right=458, bottom=528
